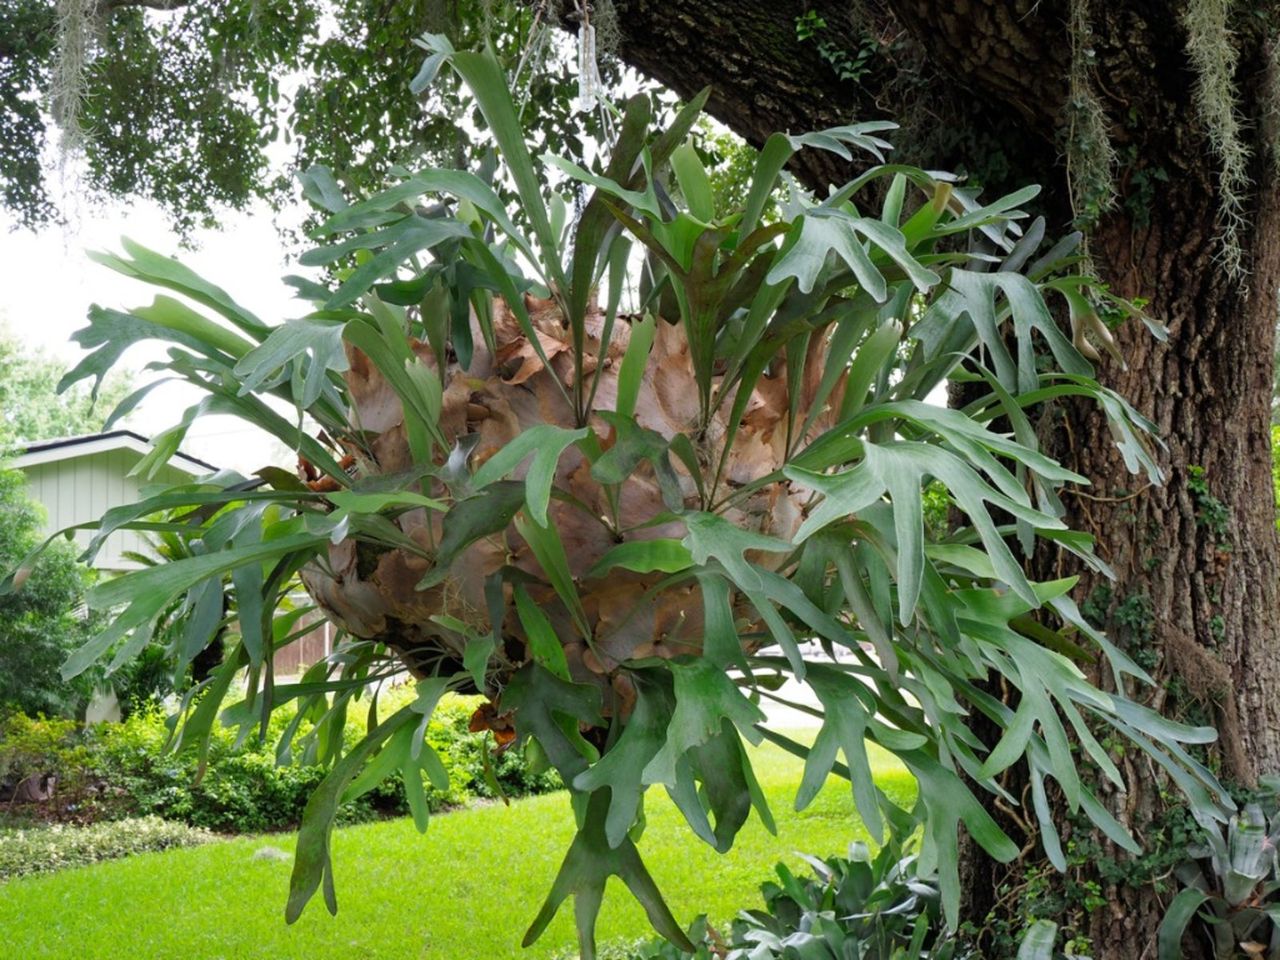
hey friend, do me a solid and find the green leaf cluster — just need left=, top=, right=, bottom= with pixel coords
left=1, top=0, right=630, bottom=235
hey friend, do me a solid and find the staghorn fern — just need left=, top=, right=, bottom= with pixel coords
left=2, top=36, right=1230, bottom=959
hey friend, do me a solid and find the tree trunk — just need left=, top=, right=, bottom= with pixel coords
left=961, top=158, right=1280, bottom=960
left=1076, top=180, right=1280, bottom=786
left=603, top=2, right=1280, bottom=957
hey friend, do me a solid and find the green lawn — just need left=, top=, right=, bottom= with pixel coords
left=0, top=738, right=915, bottom=960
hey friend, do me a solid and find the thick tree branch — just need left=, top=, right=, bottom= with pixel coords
left=599, top=0, right=1073, bottom=195
left=604, top=0, right=919, bottom=188
left=604, top=0, right=1269, bottom=204
left=889, top=0, right=1069, bottom=128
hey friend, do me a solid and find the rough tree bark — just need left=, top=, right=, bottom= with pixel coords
left=601, top=2, right=1280, bottom=957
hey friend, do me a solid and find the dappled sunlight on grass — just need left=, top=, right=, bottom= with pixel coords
left=0, top=739, right=914, bottom=959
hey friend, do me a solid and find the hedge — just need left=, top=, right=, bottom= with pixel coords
left=0, top=816, right=215, bottom=881
left=0, top=690, right=560, bottom=835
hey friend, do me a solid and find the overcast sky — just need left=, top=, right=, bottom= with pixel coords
left=0, top=187, right=307, bottom=475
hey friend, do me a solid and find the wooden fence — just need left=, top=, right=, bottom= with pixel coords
left=270, top=606, right=335, bottom=677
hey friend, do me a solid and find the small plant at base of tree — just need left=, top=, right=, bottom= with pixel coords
left=582, top=825, right=975, bottom=959
left=1157, top=776, right=1280, bottom=959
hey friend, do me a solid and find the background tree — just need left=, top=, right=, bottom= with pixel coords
left=0, top=324, right=144, bottom=717
left=0, top=320, right=131, bottom=450
left=0, top=468, right=99, bottom=717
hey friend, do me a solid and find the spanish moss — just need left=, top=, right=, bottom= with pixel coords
left=1183, top=0, right=1251, bottom=280
left=1065, top=0, right=1118, bottom=229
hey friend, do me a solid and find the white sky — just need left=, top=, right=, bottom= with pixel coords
left=0, top=192, right=306, bottom=475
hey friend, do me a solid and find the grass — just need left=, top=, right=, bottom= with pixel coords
left=0, top=736, right=915, bottom=959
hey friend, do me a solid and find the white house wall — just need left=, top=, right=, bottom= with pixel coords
left=22, top=450, right=193, bottom=573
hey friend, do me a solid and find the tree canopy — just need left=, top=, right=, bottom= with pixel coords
left=0, top=326, right=134, bottom=716
left=3, top=0, right=631, bottom=232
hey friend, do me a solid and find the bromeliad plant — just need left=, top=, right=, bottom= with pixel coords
left=675, top=832, right=969, bottom=960
left=2, top=35, right=1235, bottom=958
left=1158, top=778, right=1280, bottom=959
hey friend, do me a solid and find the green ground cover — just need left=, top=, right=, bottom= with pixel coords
left=0, top=738, right=914, bottom=960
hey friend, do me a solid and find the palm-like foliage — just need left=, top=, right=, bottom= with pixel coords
left=3, top=37, right=1232, bottom=958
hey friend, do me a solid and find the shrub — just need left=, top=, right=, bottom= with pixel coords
left=0, top=713, right=83, bottom=780
left=0, top=692, right=560, bottom=833
left=0, top=713, right=95, bottom=813
left=0, top=816, right=215, bottom=881
left=104, top=746, right=336, bottom=833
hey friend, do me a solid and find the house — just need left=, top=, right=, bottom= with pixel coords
left=12, top=429, right=218, bottom=573
left=11, top=429, right=334, bottom=677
